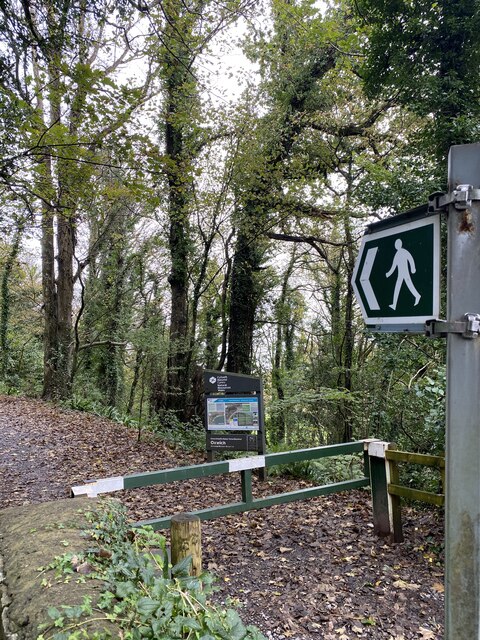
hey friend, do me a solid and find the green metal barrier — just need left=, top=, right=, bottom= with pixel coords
left=72, top=441, right=370, bottom=530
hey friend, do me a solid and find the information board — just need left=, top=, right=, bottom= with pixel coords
left=206, top=396, right=260, bottom=431
left=207, top=434, right=258, bottom=451
left=203, top=370, right=262, bottom=393
left=203, top=369, right=265, bottom=473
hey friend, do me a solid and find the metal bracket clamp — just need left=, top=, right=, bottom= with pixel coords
left=428, top=185, right=480, bottom=212
left=425, top=314, right=480, bottom=339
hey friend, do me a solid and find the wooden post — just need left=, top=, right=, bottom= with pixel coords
left=386, top=448, right=404, bottom=543
left=368, top=441, right=403, bottom=541
left=170, top=513, right=202, bottom=576
left=369, top=441, right=391, bottom=537
left=440, top=452, right=446, bottom=496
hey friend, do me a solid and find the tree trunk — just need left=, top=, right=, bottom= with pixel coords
left=0, top=224, right=23, bottom=378
left=127, top=348, right=144, bottom=415
left=41, top=50, right=75, bottom=400
left=97, top=214, right=129, bottom=408
left=226, top=228, right=261, bottom=374
left=271, top=250, right=297, bottom=445
left=341, top=217, right=355, bottom=442
left=166, top=187, right=190, bottom=413
left=217, top=244, right=233, bottom=371
left=55, top=211, right=75, bottom=398
left=162, top=4, right=195, bottom=417
left=41, top=200, right=58, bottom=399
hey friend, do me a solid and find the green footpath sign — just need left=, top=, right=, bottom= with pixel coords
left=352, top=214, right=440, bottom=326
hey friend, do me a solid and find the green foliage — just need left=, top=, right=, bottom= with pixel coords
left=0, top=239, right=43, bottom=395
left=64, top=396, right=137, bottom=428
left=352, top=333, right=446, bottom=495
left=356, top=334, right=445, bottom=454
left=309, top=455, right=365, bottom=485
left=397, top=367, right=446, bottom=495
left=357, top=0, right=480, bottom=161
left=266, top=375, right=358, bottom=447
left=152, top=410, right=206, bottom=452
left=354, top=138, right=441, bottom=214
left=38, top=501, right=266, bottom=640
left=411, top=367, right=446, bottom=454
left=267, top=443, right=365, bottom=485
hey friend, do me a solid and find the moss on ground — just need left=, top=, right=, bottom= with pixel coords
left=0, top=498, right=118, bottom=639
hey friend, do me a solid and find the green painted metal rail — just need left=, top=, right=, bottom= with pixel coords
left=72, top=441, right=369, bottom=530
left=137, top=476, right=369, bottom=530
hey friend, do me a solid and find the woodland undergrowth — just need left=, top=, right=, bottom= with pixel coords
left=37, top=500, right=266, bottom=640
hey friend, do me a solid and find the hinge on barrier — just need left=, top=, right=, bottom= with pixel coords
left=425, top=313, right=480, bottom=339
left=428, top=185, right=480, bottom=212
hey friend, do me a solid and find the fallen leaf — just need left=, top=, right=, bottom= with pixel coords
left=393, top=579, right=420, bottom=590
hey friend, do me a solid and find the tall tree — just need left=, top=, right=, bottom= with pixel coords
left=155, top=0, right=199, bottom=413
left=0, top=0, right=153, bottom=399
left=227, top=0, right=338, bottom=373
left=148, top=0, right=255, bottom=413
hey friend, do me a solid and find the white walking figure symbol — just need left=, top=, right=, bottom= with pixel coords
left=385, top=239, right=421, bottom=310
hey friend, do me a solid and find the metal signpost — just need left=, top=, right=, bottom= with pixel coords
left=203, top=369, right=266, bottom=468
left=438, top=145, right=480, bottom=640
left=352, top=142, right=480, bottom=639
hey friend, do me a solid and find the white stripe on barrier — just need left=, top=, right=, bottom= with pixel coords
left=71, top=476, right=124, bottom=498
left=229, top=456, right=265, bottom=473
left=71, top=482, right=95, bottom=497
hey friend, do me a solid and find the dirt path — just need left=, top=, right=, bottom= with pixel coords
left=0, top=395, right=444, bottom=639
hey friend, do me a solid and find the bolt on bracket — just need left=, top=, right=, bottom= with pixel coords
left=425, top=313, right=480, bottom=339
left=428, top=185, right=480, bottom=212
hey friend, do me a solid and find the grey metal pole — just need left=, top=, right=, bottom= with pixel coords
left=445, top=143, right=480, bottom=639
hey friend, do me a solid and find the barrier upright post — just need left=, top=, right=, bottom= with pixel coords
left=368, top=440, right=403, bottom=542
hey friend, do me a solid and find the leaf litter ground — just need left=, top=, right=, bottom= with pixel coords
left=0, top=395, right=444, bottom=639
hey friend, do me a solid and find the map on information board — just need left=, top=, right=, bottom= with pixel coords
left=206, top=396, right=260, bottom=431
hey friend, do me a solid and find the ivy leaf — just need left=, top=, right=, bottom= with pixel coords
left=173, top=614, right=202, bottom=632
left=225, top=609, right=247, bottom=640
left=47, top=606, right=62, bottom=620
left=136, top=597, right=160, bottom=618
left=138, top=625, right=152, bottom=637
left=115, top=580, right=137, bottom=599
left=171, top=555, right=192, bottom=577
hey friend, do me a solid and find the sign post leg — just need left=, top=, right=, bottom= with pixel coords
left=445, top=144, right=480, bottom=639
